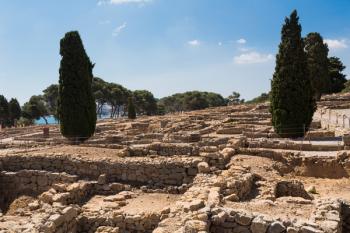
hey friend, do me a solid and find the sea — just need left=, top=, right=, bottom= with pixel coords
left=35, top=114, right=112, bottom=125
left=35, top=116, right=58, bottom=125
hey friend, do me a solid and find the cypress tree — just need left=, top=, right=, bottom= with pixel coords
left=127, top=97, right=136, bottom=119
left=305, top=32, right=330, bottom=99
left=0, top=95, right=9, bottom=128
left=58, top=31, right=96, bottom=141
left=270, top=10, right=316, bottom=138
left=8, top=98, right=21, bottom=126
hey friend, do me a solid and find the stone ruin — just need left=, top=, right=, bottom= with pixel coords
left=1, top=99, right=350, bottom=232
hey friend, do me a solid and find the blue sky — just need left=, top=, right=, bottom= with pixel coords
left=0, top=0, right=349, bottom=104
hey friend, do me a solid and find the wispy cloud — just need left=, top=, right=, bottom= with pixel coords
left=98, top=0, right=152, bottom=6
left=234, top=52, right=274, bottom=64
left=324, top=39, right=348, bottom=49
left=236, top=38, right=247, bottom=44
left=187, top=40, right=201, bottom=46
left=112, top=22, right=127, bottom=37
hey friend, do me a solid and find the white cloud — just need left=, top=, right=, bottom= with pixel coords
left=112, top=22, right=127, bottom=37
left=98, top=0, right=152, bottom=5
left=324, top=39, right=348, bottom=49
left=187, top=40, right=201, bottom=46
left=236, top=38, right=247, bottom=44
left=234, top=52, right=274, bottom=64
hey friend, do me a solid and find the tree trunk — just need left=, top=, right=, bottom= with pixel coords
left=43, top=116, right=48, bottom=125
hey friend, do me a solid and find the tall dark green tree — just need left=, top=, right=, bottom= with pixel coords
left=8, top=98, right=21, bottom=126
left=58, top=31, right=96, bottom=141
left=305, top=32, right=330, bottom=99
left=0, top=95, right=9, bottom=127
left=270, top=10, right=316, bottom=138
left=328, top=56, right=347, bottom=93
left=127, top=97, right=136, bottom=119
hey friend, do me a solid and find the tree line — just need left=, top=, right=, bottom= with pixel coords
left=158, top=91, right=228, bottom=113
left=0, top=84, right=239, bottom=128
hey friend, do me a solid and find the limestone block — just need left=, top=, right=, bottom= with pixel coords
left=62, top=206, right=77, bottom=221
left=268, top=221, right=286, bottom=233
left=235, top=211, right=253, bottom=226
left=49, top=214, right=65, bottom=228
left=186, top=199, right=205, bottom=212
left=184, top=220, right=208, bottom=232
left=251, top=215, right=270, bottom=233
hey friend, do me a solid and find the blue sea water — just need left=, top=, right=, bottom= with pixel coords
left=35, top=116, right=58, bottom=125
left=35, top=114, right=111, bottom=125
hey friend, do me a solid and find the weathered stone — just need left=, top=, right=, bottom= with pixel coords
left=197, top=162, right=210, bottom=173
left=62, top=206, right=77, bottom=221
left=28, top=201, right=40, bottom=210
left=184, top=220, right=207, bottom=232
left=224, top=193, right=239, bottom=202
left=235, top=212, right=253, bottom=226
left=251, top=215, right=269, bottom=233
left=187, top=199, right=205, bottom=212
left=98, top=174, right=107, bottom=184
left=268, top=221, right=286, bottom=233
left=300, top=226, right=322, bottom=233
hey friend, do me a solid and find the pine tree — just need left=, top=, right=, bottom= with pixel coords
left=127, top=97, right=136, bottom=119
left=270, top=10, right=316, bottom=138
left=8, top=98, right=21, bottom=126
left=305, top=32, right=330, bottom=99
left=58, top=31, right=96, bottom=141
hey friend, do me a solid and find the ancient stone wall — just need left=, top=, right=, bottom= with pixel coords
left=210, top=204, right=342, bottom=233
left=0, top=154, right=200, bottom=187
left=0, top=170, right=78, bottom=211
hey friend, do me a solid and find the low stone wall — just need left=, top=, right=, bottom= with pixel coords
left=238, top=148, right=295, bottom=164
left=305, top=130, right=335, bottom=139
left=210, top=203, right=342, bottom=233
left=274, top=180, right=312, bottom=200
left=0, top=170, right=78, bottom=211
left=199, top=137, right=230, bottom=147
left=39, top=206, right=79, bottom=233
left=216, top=127, right=243, bottom=135
left=0, top=154, right=200, bottom=186
left=78, top=211, right=163, bottom=233
left=248, top=139, right=343, bottom=151
left=239, top=148, right=350, bottom=179
left=199, top=146, right=235, bottom=169
left=221, top=167, right=256, bottom=202
left=128, top=142, right=199, bottom=157
left=296, top=153, right=350, bottom=178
